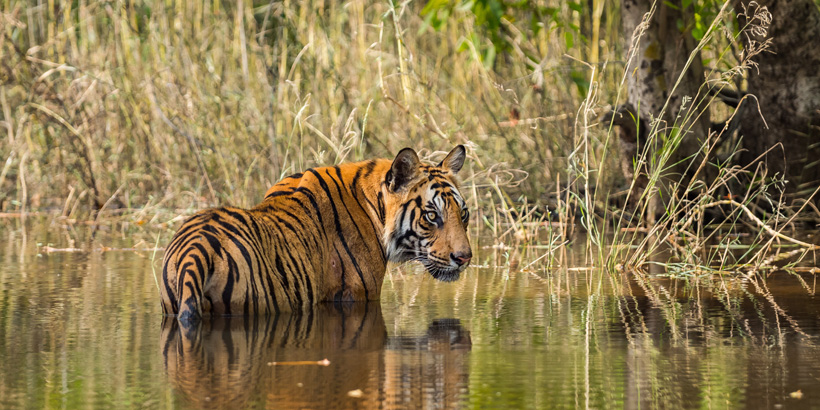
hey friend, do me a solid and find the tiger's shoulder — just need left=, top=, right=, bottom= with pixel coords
left=260, top=159, right=392, bottom=202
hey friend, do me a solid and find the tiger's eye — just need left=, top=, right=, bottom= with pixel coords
left=424, top=211, right=438, bottom=224
left=461, top=209, right=470, bottom=224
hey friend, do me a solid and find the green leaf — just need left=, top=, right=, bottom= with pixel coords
left=663, top=1, right=680, bottom=11
left=456, top=1, right=475, bottom=12
left=570, top=69, right=590, bottom=96
left=692, top=13, right=705, bottom=40
left=484, top=43, right=497, bottom=68
left=564, top=31, right=574, bottom=49
left=457, top=38, right=471, bottom=53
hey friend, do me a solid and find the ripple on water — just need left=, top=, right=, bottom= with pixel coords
left=1, top=221, right=819, bottom=408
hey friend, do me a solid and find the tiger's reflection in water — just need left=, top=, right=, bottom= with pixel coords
left=160, top=303, right=471, bottom=409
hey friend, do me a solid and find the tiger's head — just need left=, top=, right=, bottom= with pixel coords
left=382, top=145, right=472, bottom=282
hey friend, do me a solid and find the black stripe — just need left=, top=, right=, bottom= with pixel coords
left=172, top=213, right=210, bottom=239
left=266, top=215, right=308, bottom=306
left=226, top=255, right=247, bottom=316
left=335, top=248, right=346, bottom=295
left=220, top=248, right=233, bottom=315
left=265, top=189, right=295, bottom=200
left=177, top=258, right=197, bottom=308
left=397, top=196, right=421, bottom=227
left=348, top=191, right=385, bottom=261
left=283, top=202, right=323, bottom=255
left=277, top=208, right=307, bottom=231
left=248, top=222, right=279, bottom=314
left=377, top=192, right=385, bottom=224
left=265, top=270, right=280, bottom=315
left=212, top=217, right=245, bottom=242
left=228, top=209, right=276, bottom=314
left=336, top=166, right=383, bottom=259
left=284, top=197, right=325, bottom=249
left=161, top=262, right=179, bottom=314
left=189, top=253, right=207, bottom=286
left=222, top=209, right=256, bottom=237
left=191, top=242, right=212, bottom=278
left=269, top=215, right=314, bottom=306
left=350, top=164, right=367, bottom=195
left=228, top=236, right=259, bottom=315
left=199, top=230, right=223, bottom=256
left=181, top=266, right=202, bottom=310
left=186, top=265, right=204, bottom=302
left=293, top=187, right=326, bottom=229
left=397, top=229, right=421, bottom=244
left=327, top=168, right=373, bottom=253
left=164, top=222, right=208, bottom=261
left=279, top=250, right=304, bottom=308
left=273, top=255, right=295, bottom=309
left=313, top=168, right=369, bottom=298
left=272, top=214, right=300, bottom=237
left=286, top=247, right=313, bottom=307
left=362, top=160, right=377, bottom=178
left=183, top=282, right=199, bottom=313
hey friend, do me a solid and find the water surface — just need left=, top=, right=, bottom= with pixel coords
left=1, top=217, right=820, bottom=409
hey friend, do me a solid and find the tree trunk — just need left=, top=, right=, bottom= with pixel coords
left=616, top=0, right=713, bottom=212
left=734, top=0, right=820, bottom=199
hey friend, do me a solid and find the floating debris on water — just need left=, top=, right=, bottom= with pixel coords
left=267, top=358, right=330, bottom=366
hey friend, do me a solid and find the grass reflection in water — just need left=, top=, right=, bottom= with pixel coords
left=1, top=219, right=819, bottom=409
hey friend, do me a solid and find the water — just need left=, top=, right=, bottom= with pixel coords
left=2, top=217, right=820, bottom=409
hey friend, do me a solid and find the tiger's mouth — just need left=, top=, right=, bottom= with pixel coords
left=423, top=260, right=467, bottom=283
left=390, top=248, right=468, bottom=282
left=429, top=267, right=462, bottom=282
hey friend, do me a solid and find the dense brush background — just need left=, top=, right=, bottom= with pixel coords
left=4, top=0, right=818, bottom=269
left=0, top=0, right=637, bottom=216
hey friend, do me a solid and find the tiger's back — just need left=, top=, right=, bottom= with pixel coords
left=160, top=205, right=323, bottom=318
left=161, top=146, right=472, bottom=323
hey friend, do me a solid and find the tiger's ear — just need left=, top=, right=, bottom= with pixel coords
left=388, top=148, right=422, bottom=192
left=438, top=145, right=466, bottom=174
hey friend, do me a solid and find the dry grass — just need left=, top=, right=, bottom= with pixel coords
left=0, top=1, right=614, bottom=218
left=0, top=0, right=816, bottom=273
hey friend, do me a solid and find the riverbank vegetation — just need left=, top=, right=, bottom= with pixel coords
left=1, top=0, right=818, bottom=273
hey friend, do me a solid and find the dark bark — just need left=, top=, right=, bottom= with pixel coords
left=612, top=0, right=820, bottom=210
left=611, top=0, right=713, bottom=213
left=733, top=0, right=820, bottom=197
left=602, top=103, right=649, bottom=210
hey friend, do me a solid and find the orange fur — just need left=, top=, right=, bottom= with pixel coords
left=160, top=146, right=471, bottom=322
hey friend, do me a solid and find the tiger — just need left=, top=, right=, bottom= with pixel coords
left=160, top=145, right=472, bottom=323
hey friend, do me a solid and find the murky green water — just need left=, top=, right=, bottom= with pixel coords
left=2, top=217, right=820, bottom=409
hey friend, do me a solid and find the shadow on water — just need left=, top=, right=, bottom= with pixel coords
left=160, top=303, right=471, bottom=410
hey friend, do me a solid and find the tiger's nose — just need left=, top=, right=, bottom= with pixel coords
left=451, top=250, right=472, bottom=266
